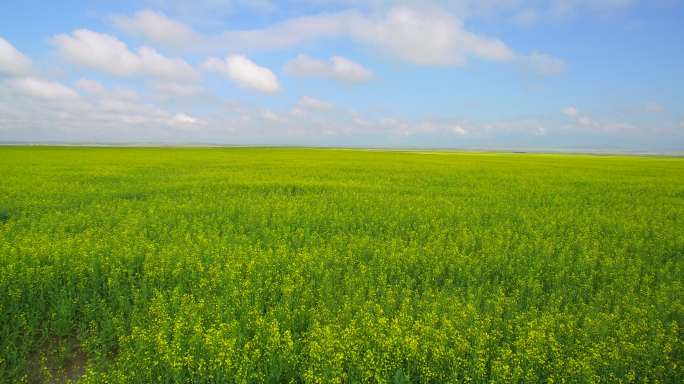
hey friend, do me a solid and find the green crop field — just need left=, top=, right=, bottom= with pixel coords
left=0, top=146, right=682, bottom=383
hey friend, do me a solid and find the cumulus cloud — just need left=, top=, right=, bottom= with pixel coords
left=137, top=0, right=642, bottom=23
left=348, top=6, right=514, bottom=66
left=9, top=77, right=79, bottom=100
left=296, top=96, right=335, bottom=112
left=0, top=37, right=31, bottom=75
left=202, top=55, right=280, bottom=93
left=284, top=55, right=373, bottom=83
left=77, top=79, right=141, bottom=105
left=262, top=6, right=514, bottom=66
left=112, top=9, right=196, bottom=46
left=562, top=106, right=639, bottom=133
left=152, top=81, right=202, bottom=97
left=115, top=6, right=531, bottom=68
left=563, top=106, right=596, bottom=127
left=0, top=77, right=213, bottom=142
left=563, top=106, right=579, bottom=117
left=262, top=109, right=287, bottom=123
left=8, top=2, right=672, bottom=147
left=0, top=80, right=668, bottom=146
left=290, top=96, right=337, bottom=121
left=170, top=112, right=206, bottom=127
left=478, top=118, right=547, bottom=136
left=119, top=9, right=351, bottom=51
left=451, top=125, right=468, bottom=136
left=519, top=51, right=567, bottom=75
left=52, top=29, right=198, bottom=80
left=140, top=0, right=276, bottom=22
left=75, top=78, right=106, bottom=94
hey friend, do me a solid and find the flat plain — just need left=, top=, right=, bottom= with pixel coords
left=0, top=147, right=682, bottom=383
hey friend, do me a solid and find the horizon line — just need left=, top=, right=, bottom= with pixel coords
left=1, top=142, right=682, bottom=157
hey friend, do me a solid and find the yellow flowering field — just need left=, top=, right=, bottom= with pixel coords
left=0, top=147, right=682, bottom=383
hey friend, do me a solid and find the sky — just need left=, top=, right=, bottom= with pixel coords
left=0, top=0, right=683, bottom=151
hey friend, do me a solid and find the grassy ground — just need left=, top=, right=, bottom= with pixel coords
left=0, top=147, right=682, bottom=383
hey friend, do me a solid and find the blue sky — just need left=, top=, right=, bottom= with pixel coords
left=0, top=0, right=683, bottom=151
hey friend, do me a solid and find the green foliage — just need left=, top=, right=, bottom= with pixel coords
left=0, top=209, right=9, bottom=224
left=0, top=147, right=682, bottom=383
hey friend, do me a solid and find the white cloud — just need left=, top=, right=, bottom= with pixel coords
left=142, top=0, right=276, bottom=22
left=202, top=55, right=280, bottom=93
left=9, top=77, right=79, bottom=100
left=75, top=78, right=106, bottom=93
left=0, top=37, right=31, bottom=75
left=95, top=90, right=143, bottom=112
left=563, top=106, right=579, bottom=117
left=284, top=55, right=373, bottom=83
left=170, top=112, right=205, bottom=127
left=478, top=118, right=547, bottom=136
left=112, top=9, right=196, bottom=46
left=52, top=29, right=198, bottom=80
left=349, top=6, right=514, bottom=66
left=213, top=11, right=352, bottom=51
left=138, top=0, right=643, bottom=23
left=0, top=78, right=215, bottom=141
left=152, top=81, right=202, bottom=97
left=451, top=125, right=468, bottom=136
left=352, top=112, right=373, bottom=128
left=1, top=79, right=671, bottom=146
left=262, top=109, right=287, bottom=123
left=562, top=106, right=639, bottom=133
left=53, top=30, right=141, bottom=76
left=137, top=46, right=198, bottom=79
left=297, top=96, right=335, bottom=111
left=115, top=6, right=527, bottom=68
left=290, top=97, right=335, bottom=119
left=519, top=51, right=567, bottom=75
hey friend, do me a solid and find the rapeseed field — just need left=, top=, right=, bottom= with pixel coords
left=0, top=147, right=681, bottom=383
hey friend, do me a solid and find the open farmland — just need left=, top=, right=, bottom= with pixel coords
left=0, top=147, right=682, bottom=383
